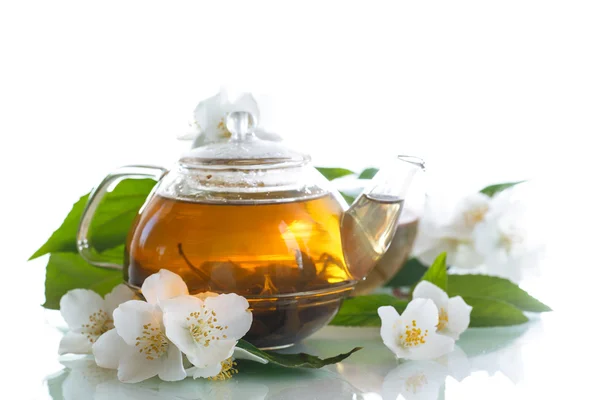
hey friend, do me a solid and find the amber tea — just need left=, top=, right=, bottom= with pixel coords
left=124, top=192, right=404, bottom=347
left=125, top=194, right=353, bottom=347
left=125, top=194, right=353, bottom=293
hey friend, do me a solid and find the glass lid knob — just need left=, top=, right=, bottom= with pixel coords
left=226, top=111, right=258, bottom=141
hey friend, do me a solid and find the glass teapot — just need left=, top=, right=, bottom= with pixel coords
left=76, top=106, right=424, bottom=349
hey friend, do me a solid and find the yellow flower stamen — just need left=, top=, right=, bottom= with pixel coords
left=437, top=307, right=449, bottom=331
left=209, top=357, right=238, bottom=381
left=80, top=309, right=113, bottom=343
left=405, top=373, right=428, bottom=394
left=464, top=205, right=489, bottom=227
left=186, top=305, right=227, bottom=347
left=135, top=323, right=168, bottom=360
left=217, top=118, right=231, bottom=138
left=398, top=319, right=428, bottom=348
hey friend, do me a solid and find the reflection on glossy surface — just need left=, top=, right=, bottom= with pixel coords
left=46, top=322, right=532, bottom=400
left=382, top=360, right=448, bottom=400
left=48, top=356, right=270, bottom=400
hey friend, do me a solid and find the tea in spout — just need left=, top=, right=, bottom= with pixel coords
left=340, top=155, right=425, bottom=281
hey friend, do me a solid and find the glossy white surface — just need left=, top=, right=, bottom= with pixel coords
left=27, top=313, right=594, bottom=399
left=1, top=173, right=597, bottom=399
left=6, top=230, right=597, bottom=400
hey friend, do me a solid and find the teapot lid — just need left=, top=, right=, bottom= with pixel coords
left=161, top=89, right=328, bottom=204
left=178, top=90, right=309, bottom=169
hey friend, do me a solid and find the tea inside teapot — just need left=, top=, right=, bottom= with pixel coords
left=125, top=192, right=351, bottom=296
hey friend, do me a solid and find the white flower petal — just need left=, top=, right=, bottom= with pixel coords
left=191, top=91, right=223, bottom=143
left=445, top=296, right=472, bottom=340
left=188, top=363, right=223, bottom=379
left=204, top=294, right=252, bottom=339
left=162, top=295, right=232, bottom=368
left=409, top=332, right=455, bottom=360
left=158, top=343, right=186, bottom=382
left=117, top=346, right=162, bottom=383
left=141, top=269, right=189, bottom=306
left=473, top=221, right=502, bottom=257
left=452, top=243, right=485, bottom=269
left=93, top=329, right=125, bottom=369
left=113, top=300, right=162, bottom=346
left=378, top=306, right=404, bottom=357
left=187, top=340, right=238, bottom=369
left=414, top=238, right=456, bottom=266
left=452, top=192, right=491, bottom=231
left=58, top=331, right=93, bottom=355
left=60, top=289, right=105, bottom=329
left=162, top=296, right=204, bottom=356
left=193, top=291, right=218, bottom=301
left=163, top=321, right=197, bottom=362
left=412, top=192, right=494, bottom=270
left=104, top=284, right=135, bottom=315
left=162, top=295, right=241, bottom=368
left=161, top=294, right=203, bottom=314
left=401, top=299, right=439, bottom=332
left=190, top=346, right=236, bottom=375
left=412, top=281, right=449, bottom=310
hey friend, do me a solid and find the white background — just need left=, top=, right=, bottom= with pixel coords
left=1, top=1, right=599, bottom=398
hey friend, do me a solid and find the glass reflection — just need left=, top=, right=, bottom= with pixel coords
left=338, top=324, right=531, bottom=400
left=46, top=323, right=531, bottom=400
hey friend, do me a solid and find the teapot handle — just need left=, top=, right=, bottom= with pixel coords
left=76, top=165, right=168, bottom=270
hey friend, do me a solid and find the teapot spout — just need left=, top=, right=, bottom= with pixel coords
left=340, top=155, right=425, bottom=281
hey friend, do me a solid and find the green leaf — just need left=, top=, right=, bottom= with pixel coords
left=88, top=179, right=156, bottom=252
left=29, top=194, right=88, bottom=259
left=315, top=167, right=355, bottom=181
left=30, top=178, right=156, bottom=260
left=340, top=191, right=357, bottom=205
left=480, top=181, right=525, bottom=197
left=463, top=296, right=529, bottom=327
left=358, top=167, right=379, bottom=179
left=384, top=257, right=428, bottom=287
left=419, top=252, right=447, bottom=291
left=448, top=274, right=551, bottom=312
left=96, top=245, right=127, bottom=265
left=43, top=252, right=123, bottom=309
left=328, top=292, right=528, bottom=328
left=236, top=340, right=361, bottom=368
left=329, top=294, right=408, bottom=326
